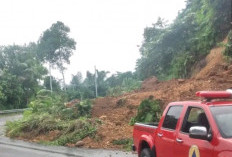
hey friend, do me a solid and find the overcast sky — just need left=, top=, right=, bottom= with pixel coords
left=0, top=0, right=186, bottom=82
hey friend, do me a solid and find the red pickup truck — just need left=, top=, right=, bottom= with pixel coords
left=133, top=91, right=232, bottom=157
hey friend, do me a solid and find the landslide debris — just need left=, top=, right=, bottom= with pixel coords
left=82, top=38, right=232, bottom=149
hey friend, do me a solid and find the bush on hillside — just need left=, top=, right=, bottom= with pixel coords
left=6, top=90, right=98, bottom=146
left=224, top=30, right=232, bottom=58
left=130, top=96, right=162, bottom=125
left=107, top=79, right=141, bottom=97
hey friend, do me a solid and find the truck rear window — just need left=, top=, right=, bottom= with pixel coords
left=210, top=106, right=232, bottom=138
left=162, top=106, right=183, bottom=130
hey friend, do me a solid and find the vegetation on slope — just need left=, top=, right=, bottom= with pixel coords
left=66, top=71, right=141, bottom=100
left=0, top=21, right=141, bottom=109
left=136, top=0, right=231, bottom=80
left=224, top=30, right=232, bottom=58
left=130, top=96, right=162, bottom=125
left=6, top=90, right=99, bottom=146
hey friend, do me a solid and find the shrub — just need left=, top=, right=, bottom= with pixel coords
left=112, top=138, right=133, bottom=151
left=130, top=97, right=162, bottom=125
left=75, top=99, right=92, bottom=117
left=6, top=90, right=97, bottom=146
left=50, top=119, right=98, bottom=146
left=224, top=30, right=232, bottom=58
left=107, top=79, right=141, bottom=97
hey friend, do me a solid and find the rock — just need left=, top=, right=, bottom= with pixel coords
left=178, top=79, right=185, bottom=83
left=224, top=69, right=232, bottom=75
left=99, top=115, right=107, bottom=119
left=141, top=76, right=159, bottom=90
left=228, top=65, right=232, bottom=70
left=75, top=141, right=84, bottom=147
left=115, top=121, right=122, bottom=126
left=208, top=71, right=217, bottom=77
left=116, top=98, right=126, bottom=107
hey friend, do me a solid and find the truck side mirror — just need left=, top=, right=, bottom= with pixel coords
left=189, top=126, right=212, bottom=141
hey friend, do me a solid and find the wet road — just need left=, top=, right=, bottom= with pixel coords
left=0, top=113, right=23, bottom=136
left=0, top=143, right=79, bottom=157
left=0, top=114, right=137, bottom=157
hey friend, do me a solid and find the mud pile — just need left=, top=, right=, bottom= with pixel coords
left=83, top=39, right=232, bottom=149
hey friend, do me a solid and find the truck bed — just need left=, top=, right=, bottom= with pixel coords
left=134, top=122, right=158, bottom=133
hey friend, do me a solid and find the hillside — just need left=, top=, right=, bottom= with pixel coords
left=82, top=38, right=232, bottom=149
left=136, top=0, right=230, bottom=80
left=6, top=36, right=232, bottom=150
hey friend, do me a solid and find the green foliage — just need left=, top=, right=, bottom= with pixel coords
left=130, top=97, right=162, bottom=125
left=136, top=0, right=231, bottom=80
left=37, top=21, right=76, bottom=66
left=6, top=91, right=98, bottom=146
left=106, top=72, right=141, bottom=97
left=107, top=79, right=141, bottom=97
left=224, top=31, right=232, bottom=57
left=43, top=76, right=61, bottom=92
left=0, top=44, right=47, bottom=109
left=27, top=90, right=93, bottom=120
left=67, top=70, right=141, bottom=99
left=37, top=21, right=76, bottom=91
left=75, top=99, right=92, bottom=117
left=6, top=114, right=98, bottom=146
left=170, top=52, right=195, bottom=79
left=50, top=119, right=97, bottom=146
left=6, top=120, right=24, bottom=137
left=112, top=138, right=133, bottom=151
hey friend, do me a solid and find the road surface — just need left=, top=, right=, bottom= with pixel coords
left=0, top=113, right=137, bottom=157
left=0, top=113, right=23, bottom=136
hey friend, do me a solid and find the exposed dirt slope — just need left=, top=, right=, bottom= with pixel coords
left=83, top=39, right=232, bottom=149
left=193, top=38, right=228, bottom=79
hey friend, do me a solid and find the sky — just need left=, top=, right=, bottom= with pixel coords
left=0, top=0, right=186, bottom=82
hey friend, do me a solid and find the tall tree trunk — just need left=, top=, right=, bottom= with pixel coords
left=49, top=63, right=53, bottom=93
left=95, top=66, right=98, bottom=98
left=58, top=53, right=66, bottom=91
left=61, top=67, right=66, bottom=91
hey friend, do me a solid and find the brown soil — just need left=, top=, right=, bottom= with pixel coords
left=82, top=38, right=232, bottom=149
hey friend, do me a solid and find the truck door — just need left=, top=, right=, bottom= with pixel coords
left=155, top=105, right=183, bottom=157
left=174, top=106, right=214, bottom=157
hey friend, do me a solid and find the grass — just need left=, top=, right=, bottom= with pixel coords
left=112, top=138, right=133, bottom=151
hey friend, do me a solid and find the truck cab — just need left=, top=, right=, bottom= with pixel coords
left=133, top=91, right=232, bottom=157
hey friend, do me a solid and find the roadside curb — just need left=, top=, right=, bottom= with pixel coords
left=0, top=137, right=82, bottom=157
left=0, top=108, right=29, bottom=114
left=0, top=137, right=136, bottom=157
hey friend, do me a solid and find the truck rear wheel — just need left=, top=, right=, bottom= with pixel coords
left=140, top=148, right=153, bottom=157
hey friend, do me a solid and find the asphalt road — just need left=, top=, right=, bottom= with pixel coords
left=0, top=113, right=137, bottom=157
left=0, top=143, right=79, bottom=157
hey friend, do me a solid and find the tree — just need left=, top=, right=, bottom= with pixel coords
left=83, top=70, right=109, bottom=97
left=136, top=0, right=231, bottom=80
left=43, top=76, right=61, bottom=92
left=70, top=72, right=83, bottom=90
left=37, top=21, right=76, bottom=92
left=0, top=44, right=47, bottom=109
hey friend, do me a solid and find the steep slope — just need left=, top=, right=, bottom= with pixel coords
left=82, top=38, right=232, bottom=149
left=193, top=38, right=228, bottom=79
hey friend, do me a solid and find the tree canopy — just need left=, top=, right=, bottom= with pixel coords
left=0, top=44, right=47, bottom=109
left=136, top=0, right=231, bottom=80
